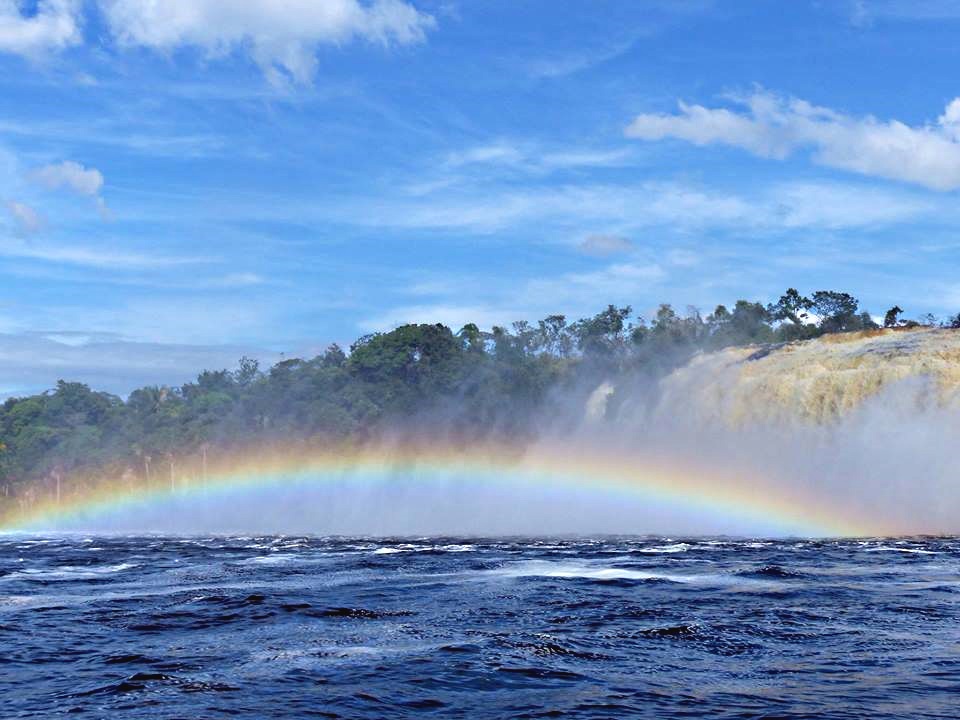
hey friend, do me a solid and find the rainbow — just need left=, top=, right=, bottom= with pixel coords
left=0, top=442, right=893, bottom=537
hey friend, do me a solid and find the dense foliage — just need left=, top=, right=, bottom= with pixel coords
left=0, top=288, right=941, bottom=498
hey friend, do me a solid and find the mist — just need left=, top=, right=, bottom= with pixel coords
left=29, top=328, right=960, bottom=538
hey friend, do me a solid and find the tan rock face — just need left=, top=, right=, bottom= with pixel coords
left=658, top=328, right=960, bottom=426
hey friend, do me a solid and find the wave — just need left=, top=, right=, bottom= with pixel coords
left=489, top=560, right=691, bottom=583
left=2, top=562, right=139, bottom=582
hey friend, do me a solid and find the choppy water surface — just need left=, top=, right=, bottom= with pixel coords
left=2, top=536, right=959, bottom=718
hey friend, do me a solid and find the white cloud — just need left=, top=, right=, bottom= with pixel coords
left=316, top=175, right=948, bottom=237
left=540, top=148, right=634, bottom=170
left=528, top=38, right=637, bottom=80
left=30, top=160, right=103, bottom=196
left=99, top=0, right=435, bottom=84
left=771, top=181, right=933, bottom=229
left=0, top=0, right=81, bottom=58
left=356, top=182, right=756, bottom=233
left=4, top=200, right=42, bottom=234
left=0, top=237, right=205, bottom=269
left=445, top=142, right=632, bottom=173
left=30, top=160, right=109, bottom=216
left=215, top=272, right=266, bottom=287
left=578, top=234, right=633, bottom=256
left=201, top=173, right=948, bottom=237
left=626, top=91, right=960, bottom=191
left=445, top=143, right=526, bottom=168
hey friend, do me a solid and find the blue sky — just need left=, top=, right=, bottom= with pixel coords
left=3, top=0, right=960, bottom=396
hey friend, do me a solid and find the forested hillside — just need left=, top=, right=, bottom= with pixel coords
left=0, top=289, right=948, bottom=501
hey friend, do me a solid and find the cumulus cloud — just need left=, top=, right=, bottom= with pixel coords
left=625, top=91, right=960, bottom=191
left=0, top=0, right=81, bottom=58
left=578, top=234, right=634, bottom=256
left=98, top=0, right=435, bottom=84
left=4, top=200, right=43, bottom=234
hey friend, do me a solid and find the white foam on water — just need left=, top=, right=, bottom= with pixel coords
left=489, top=560, right=692, bottom=583
left=247, top=554, right=297, bottom=564
left=863, top=546, right=938, bottom=555
left=437, top=544, right=477, bottom=552
left=2, top=562, right=140, bottom=581
left=638, top=543, right=690, bottom=554
left=372, top=543, right=476, bottom=554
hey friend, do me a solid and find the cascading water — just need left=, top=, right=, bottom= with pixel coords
left=654, top=327, right=960, bottom=426
left=587, top=327, right=960, bottom=535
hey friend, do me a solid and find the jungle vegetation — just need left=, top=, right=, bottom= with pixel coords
left=0, top=289, right=951, bottom=501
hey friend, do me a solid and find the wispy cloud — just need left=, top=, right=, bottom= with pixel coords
left=444, top=141, right=633, bottom=173
left=0, top=117, right=231, bottom=158
left=525, top=1, right=715, bottom=78
left=578, top=234, right=634, bottom=256
left=346, top=178, right=935, bottom=235
left=362, top=260, right=666, bottom=333
left=771, top=181, right=934, bottom=229
left=528, top=38, right=637, bottom=79
left=626, top=90, right=960, bottom=191
left=4, top=200, right=43, bottom=234
left=0, top=237, right=206, bottom=269
left=212, top=272, right=266, bottom=288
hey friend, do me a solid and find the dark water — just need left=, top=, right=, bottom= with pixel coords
left=2, top=536, right=959, bottom=719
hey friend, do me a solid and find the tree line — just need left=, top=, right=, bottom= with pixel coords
left=0, top=288, right=954, bottom=504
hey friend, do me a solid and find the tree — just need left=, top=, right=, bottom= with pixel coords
left=768, top=288, right=812, bottom=326
left=536, top=315, right=572, bottom=357
left=234, top=356, right=261, bottom=387
left=884, top=306, right=903, bottom=328
left=348, top=323, right=463, bottom=411
left=457, top=323, right=483, bottom=353
left=729, top=301, right=771, bottom=343
left=0, top=289, right=917, bottom=505
left=859, top=312, right=880, bottom=330
left=321, top=344, right=347, bottom=367
left=811, top=291, right=860, bottom=333
left=571, top=305, right=633, bottom=359
left=705, top=301, right=772, bottom=348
